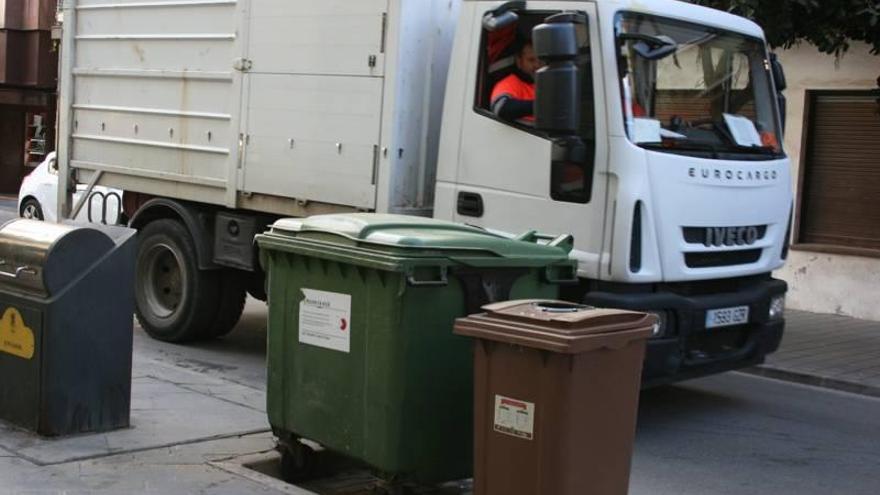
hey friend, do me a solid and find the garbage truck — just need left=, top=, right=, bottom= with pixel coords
left=55, top=0, right=792, bottom=384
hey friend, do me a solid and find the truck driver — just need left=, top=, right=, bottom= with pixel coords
left=491, top=39, right=542, bottom=125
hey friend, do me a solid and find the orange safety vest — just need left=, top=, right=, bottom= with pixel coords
left=491, top=73, right=536, bottom=122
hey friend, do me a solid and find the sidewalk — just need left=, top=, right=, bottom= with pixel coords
left=0, top=352, right=281, bottom=494
left=748, top=309, right=880, bottom=398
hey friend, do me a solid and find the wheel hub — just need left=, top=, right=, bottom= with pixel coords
left=22, top=203, right=39, bottom=219
left=140, top=243, right=186, bottom=319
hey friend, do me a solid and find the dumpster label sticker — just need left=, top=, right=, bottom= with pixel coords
left=493, top=395, right=535, bottom=440
left=0, top=307, right=35, bottom=360
left=299, top=289, right=351, bottom=353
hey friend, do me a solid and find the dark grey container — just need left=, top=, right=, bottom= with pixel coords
left=0, top=219, right=137, bottom=436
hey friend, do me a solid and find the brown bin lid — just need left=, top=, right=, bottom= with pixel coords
left=453, top=300, right=657, bottom=354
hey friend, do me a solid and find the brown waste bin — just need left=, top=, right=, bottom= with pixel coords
left=454, top=300, right=657, bottom=495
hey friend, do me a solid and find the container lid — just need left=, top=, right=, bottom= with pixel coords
left=453, top=300, right=657, bottom=353
left=0, top=219, right=115, bottom=297
left=260, top=214, right=575, bottom=268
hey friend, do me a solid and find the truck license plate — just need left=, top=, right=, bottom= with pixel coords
left=705, top=306, right=750, bottom=329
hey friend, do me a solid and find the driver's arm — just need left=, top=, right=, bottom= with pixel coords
left=492, top=94, right=534, bottom=121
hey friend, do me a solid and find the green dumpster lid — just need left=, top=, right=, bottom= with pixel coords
left=265, top=214, right=573, bottom=263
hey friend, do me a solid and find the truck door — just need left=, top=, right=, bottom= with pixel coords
left=451, top=3, right=608, bottom=278
left=239, top=0, right=388, bottom=210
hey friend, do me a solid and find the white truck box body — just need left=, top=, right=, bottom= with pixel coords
left=60, top=0, right=459, bottom=216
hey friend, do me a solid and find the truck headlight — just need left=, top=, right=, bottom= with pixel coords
left=768, top=296, right=785, bottom=321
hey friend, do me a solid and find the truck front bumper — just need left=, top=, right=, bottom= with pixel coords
left=584, top=276, right=787, bottom=387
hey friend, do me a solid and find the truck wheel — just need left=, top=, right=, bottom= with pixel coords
left=204, top=269, right=247, bottom=339
left=135, top=219, right=220, bottom=342
left=246, top=266, right=267, bottom=302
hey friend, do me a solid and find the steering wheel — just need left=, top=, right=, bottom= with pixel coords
left=688, top=118, right=716, bottom=129
left=668, top=115, right=686, bottom=131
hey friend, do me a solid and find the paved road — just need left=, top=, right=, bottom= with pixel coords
left=134, top=298, right=270, bottom=390
left=138, top=301, right=880, bottom=494
left=0, top=198, right=16, bottom=213
left=631, top=375, right=879, bottom=494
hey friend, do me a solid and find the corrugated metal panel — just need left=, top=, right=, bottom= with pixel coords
left=69, top=0, right=241, bottom=204
left=241, top=74, right=382, bottom=209
left=238, top=0, right=389, bottom=210
left=799, top=91, right=880, bottom=250
left=247, top=0, right=387, bottom=77
left=61, top=0, right=458, bottom=213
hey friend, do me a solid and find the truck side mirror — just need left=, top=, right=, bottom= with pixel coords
left=769, top=53, right=786, bottom=92
left=482, top=1, right=525, bottom=32
left=532, top=13, right=586, bottom=134
left=770, top=53, right=787, bottom=132
left=533, top=13, right=595, bottom=204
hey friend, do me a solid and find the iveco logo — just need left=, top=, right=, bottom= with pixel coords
left=705, top=226, right=760, bottom=247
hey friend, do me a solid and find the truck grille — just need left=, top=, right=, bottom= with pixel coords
left=685, top=249, right=762, bottom=268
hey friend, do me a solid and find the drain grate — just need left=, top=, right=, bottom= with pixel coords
left=209, top=450, right=473, bottom=495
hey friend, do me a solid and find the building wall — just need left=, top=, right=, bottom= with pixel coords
left=0, top=0, right=58, bottom=193
left=774, top=43, right=880, bottom=320
left=0, top=105, right=25, bottom=192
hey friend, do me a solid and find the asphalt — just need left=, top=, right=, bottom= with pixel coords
left=630, top=373, right=880, bottom=495
left=0, top=196, right=17, bottom=215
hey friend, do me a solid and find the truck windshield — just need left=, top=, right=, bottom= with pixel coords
left=616, top=13, right=783, bottom=160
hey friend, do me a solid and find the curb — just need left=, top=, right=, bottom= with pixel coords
left=744, top=366, right=880, bottom=399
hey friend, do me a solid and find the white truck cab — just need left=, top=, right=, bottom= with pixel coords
left=434, top=0, right=791, bottom=383
left=56, top=0, right=791, bottom=384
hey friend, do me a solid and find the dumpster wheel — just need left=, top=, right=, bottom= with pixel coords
left=278, top=439, right=317, bottom=483
left=135, top=219, right=221, bottom=342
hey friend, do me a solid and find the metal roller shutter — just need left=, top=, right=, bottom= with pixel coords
left=798, top=91, right=880, bottom=252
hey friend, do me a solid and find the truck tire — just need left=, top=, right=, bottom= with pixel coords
left=205, top=269, right=248, bottom=339
left=135, top=219, right=221, bottom=342
left=246, top=266, right=267, bottom=302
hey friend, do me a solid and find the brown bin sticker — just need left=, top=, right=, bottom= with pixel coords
left=494, top=395, right=535, bottom=440
left=0, top=307, right=35, bottom=360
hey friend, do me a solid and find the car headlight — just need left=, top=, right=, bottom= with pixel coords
left=768, top=296, right=785, bottom=321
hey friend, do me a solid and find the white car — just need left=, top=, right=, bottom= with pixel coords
left=18, top=152, right=123, bottom=224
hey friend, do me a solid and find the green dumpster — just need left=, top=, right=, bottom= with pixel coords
left=256, top=214, right=577, bottom=484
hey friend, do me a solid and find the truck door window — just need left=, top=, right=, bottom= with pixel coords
left=475, top=10, right=597, bottom=204
left=475, top=13, right=549, bottom=127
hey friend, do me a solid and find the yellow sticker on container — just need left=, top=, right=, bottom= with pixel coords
left=0, top=307, right=35, bottom=360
